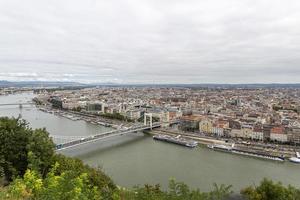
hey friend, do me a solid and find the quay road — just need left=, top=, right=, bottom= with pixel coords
left=55, top=122, right=172, bottom=151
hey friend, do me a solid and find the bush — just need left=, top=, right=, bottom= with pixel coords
left=241, top=178, right=300, bottom=200
left=52, top=154, right=116, bottom=196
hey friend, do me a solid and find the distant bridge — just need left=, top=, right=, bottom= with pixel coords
left=54, top=120, right=179, bottom=151
left=0, top=102, right=34, bottom=106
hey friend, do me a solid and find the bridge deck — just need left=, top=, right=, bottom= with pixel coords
left=55, top=120, right=179, bottom=151
left=55, top=124, right=161, bottom=151
left=0, top=103, right=34, bottom=106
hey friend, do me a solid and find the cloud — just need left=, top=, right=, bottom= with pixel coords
left=0, top=0, right=300, bottom=83
left=0, top=72, right=38, bottom=78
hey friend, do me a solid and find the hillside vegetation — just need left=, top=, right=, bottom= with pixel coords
left=1, top=117, right=300, bottom=200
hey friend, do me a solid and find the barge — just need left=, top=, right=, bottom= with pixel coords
left=153, top=134, right=198, bottom=148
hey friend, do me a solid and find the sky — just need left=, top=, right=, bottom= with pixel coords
left=0, top=0, right=300, bottom=84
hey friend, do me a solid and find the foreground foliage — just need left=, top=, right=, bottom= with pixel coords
left=0, top=117, right=116, bottom=199
left=1, top=117, right=300, bottom=199
left=119, top=181, right=232, bottom=200
left=4, top=166, right=101, bottom=200
left=241, top=178, right=300, bottom=200
left=0, top=117, right=54, bottom=182
left=2, top=175, right=232, bottom=200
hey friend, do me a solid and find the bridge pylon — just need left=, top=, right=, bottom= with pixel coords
left=144, top=113, right=153, bottom=129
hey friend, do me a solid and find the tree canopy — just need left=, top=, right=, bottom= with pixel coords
left=241, top=178, right=300, bottom=200
left=0, top=117, right=116, bottom=199
left=0, top=117, right=55, bottom=182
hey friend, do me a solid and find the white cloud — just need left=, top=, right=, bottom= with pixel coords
left=0, top=0, right=300, bottom=83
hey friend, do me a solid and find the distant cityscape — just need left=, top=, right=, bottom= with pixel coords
left=1, top=84, right=300, bottom=143
left=1, top=83, right=300, bottom=163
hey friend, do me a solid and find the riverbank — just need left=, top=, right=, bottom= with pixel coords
left=148, top=128, right=299, bottom=162
left=36, top=105, right=136, bottom=130
left=146, top=129, right=227, bottom=145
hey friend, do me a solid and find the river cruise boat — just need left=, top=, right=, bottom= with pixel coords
left=153, top=134, right=198, bottom=148
left=207, top=143, right=284, bottom=162
left=231, top=149, right=284, bottom=162
left=207, top=143, right=234, bottom=152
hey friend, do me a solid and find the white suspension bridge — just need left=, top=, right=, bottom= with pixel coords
left=4, top=101, right=180, bottom=150
left=0, top=102, right=34, bottom=106
left=52, top=119, right=179, bottom=151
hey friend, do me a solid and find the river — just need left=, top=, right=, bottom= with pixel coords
left=0, top=92, right=299, bottom=192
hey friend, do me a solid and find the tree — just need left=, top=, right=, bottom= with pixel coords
left=72, top=106, right=82, bottom=112
left=0, top=117, right=55, bottom=182
left=52, top=154, right=116, bottom=198
left=119, top=179, right=233, bottom=200
left=27, top=128, right=55, bottom=176
left=3, top=165, right=102, bottom=200
left=0, top=117, right=117, bottom=199
left=241, top=178, right=300, bottom=200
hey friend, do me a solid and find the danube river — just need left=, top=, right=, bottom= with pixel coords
left=1, top=92, right=300, bottom=192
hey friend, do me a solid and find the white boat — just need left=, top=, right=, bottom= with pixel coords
left=289, top=152, right=300, bottom=163
left=207, top=143, right=234, bottom=152
left=232, top=149, right=284, bottom=162
left=208, top=143, right=284, bottom=162
left=153, top=134, right=198, bottom=148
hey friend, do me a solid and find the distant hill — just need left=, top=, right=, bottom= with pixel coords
left=1, top=81, right=300, bottom=89
left=89, top=83, right=300, bottom=89
left=0, top=81, right=86, bottom=88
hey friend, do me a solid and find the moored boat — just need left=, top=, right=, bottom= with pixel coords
left=232, top=149, right=284, bottom=162
left=207, top=143, right=284, bottom=162
left=153, top=134, right=198, bottom=148
left=207, top=143, right=234, bottom=152
left=289, top=152, right=300, bottom=164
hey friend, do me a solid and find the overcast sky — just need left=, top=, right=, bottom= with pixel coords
left=0, top=0, right=300, bottom=84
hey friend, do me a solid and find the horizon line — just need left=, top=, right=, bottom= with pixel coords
left=1, top=80, right=300, bottom=85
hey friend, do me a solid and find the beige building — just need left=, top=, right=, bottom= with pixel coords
left=241, top=125, right=253, bottom=139
left=270, top=133, right=288, bottom=142
left=199, top=119, right=213, bottom=134
left=230, top=128, right=242, bottom=138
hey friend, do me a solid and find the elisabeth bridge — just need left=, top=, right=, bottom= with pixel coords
left=52, top=113, right=179, bottom=151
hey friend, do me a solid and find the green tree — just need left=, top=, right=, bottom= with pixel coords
left=120, top=179, right=232, bottom=200
left=52, top=154, right=116, bottom=198
left=27, top=128, right=55, bottom=176
left=241, top=178, right=300, bottom=200
left=0, top=117, right=55, bottom=182
left=3, top=165, right=102, bottom=200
